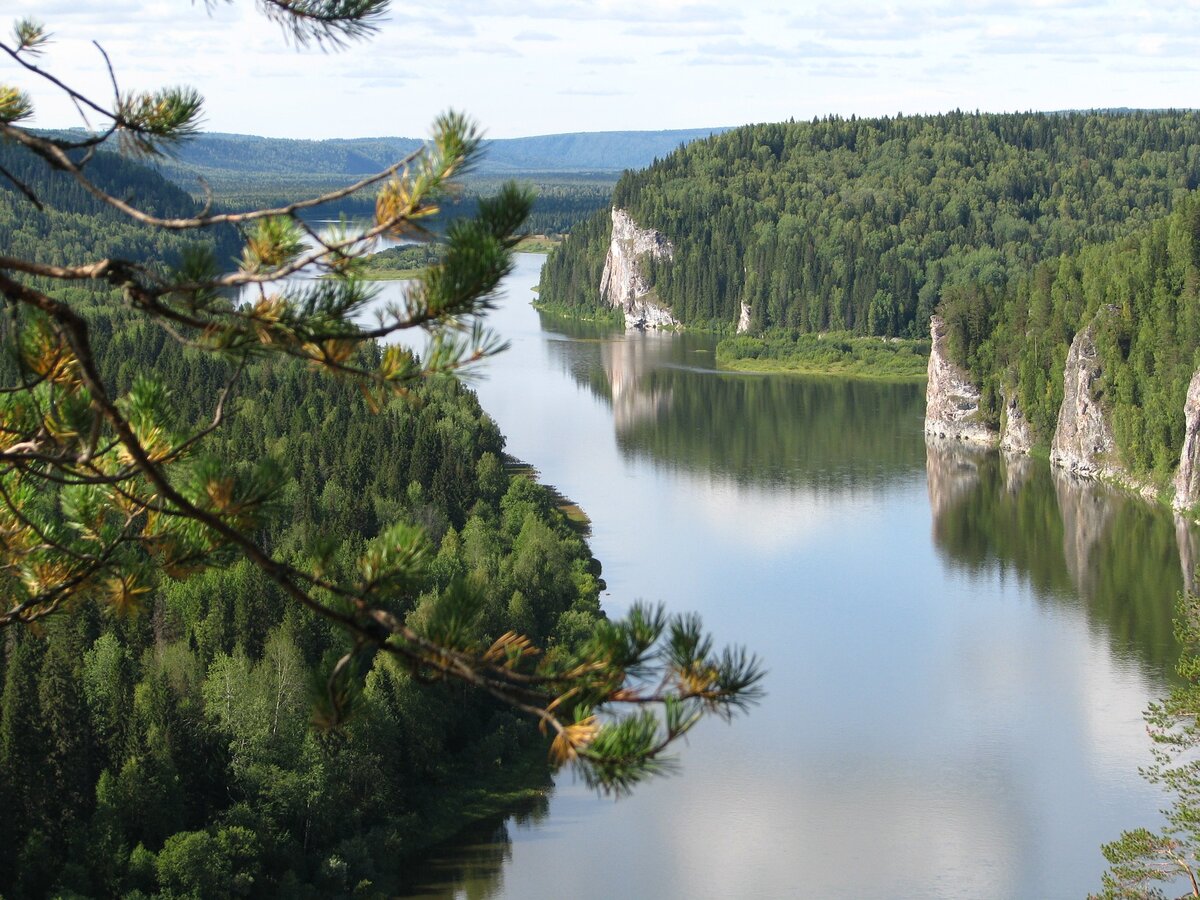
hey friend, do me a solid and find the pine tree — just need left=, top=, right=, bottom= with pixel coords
left=0, top=1, right=761, bottom=808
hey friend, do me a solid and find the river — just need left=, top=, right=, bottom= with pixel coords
left=378, top=252, right=1189, bottom=898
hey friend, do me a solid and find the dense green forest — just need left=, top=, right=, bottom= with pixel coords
left=947, top=193, right=1200, bottom=485
left=0, top=141, right=241, bottom=268
left=540, top=110, right=1200, bottom=335
left=0, top=146, right=604, bottom=897
left=167, top=169, right=615, bottom=240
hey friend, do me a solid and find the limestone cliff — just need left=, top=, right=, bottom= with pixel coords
left=1049, top=308, right=1132, bottom=486
left=923, top=315, right=998, bottom=446
left=737, top=302, right=752, bottom=334
left=599, top=208, right=678, bottom=330
left=998, top=386, right=1034, bottom=455
left=1173, top=369, right=1200, bottom=511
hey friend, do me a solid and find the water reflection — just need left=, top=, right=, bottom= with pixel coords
left=540, top=314, right=927, bottom=491
left=926, top=440, right=1185, bottom=676
left=396, top=793, right=551, bottom=900
left=384, top=262, right=1190, bottom=898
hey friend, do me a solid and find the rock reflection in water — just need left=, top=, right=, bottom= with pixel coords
left=600, top=332, right=675, bottom=433
left=540, top=314, right=927, bottom=491
left=926, top=439, right=1187, bottom=676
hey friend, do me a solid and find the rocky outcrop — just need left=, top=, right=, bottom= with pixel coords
left=923, top=315, right=998, bottom=446
left=998, top=386, right=1034, bottom=455
left=599, top=208, right=678, bottom=330
left=737, top=302, right=751, bottom=334
left=1173, top=369, right=1200, bottom=511
left=1049, top=308, right=1125, bottom=478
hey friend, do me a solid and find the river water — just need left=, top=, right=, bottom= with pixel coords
left=381, top=253, right=1191, bottom=898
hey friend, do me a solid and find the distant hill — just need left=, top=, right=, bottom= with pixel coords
left=160, top=127, right=729, bottom=182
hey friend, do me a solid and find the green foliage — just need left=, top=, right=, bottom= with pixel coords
left=0, top=9, right=762, bottom=897
left=354, top=242, right=443, bottom=277
left=541, top=110, right=1200, bottom=337
left=716, top=331, right=929, bottom=379
left=0, top=315, right=612, bottom=895
left=0, top=139, right=241, bottom=266
left=963, top=194, right=1200, bottom=482
left=1095, top=594, right=1200, bottom=898
left=155, top=826, right=261, bottom=899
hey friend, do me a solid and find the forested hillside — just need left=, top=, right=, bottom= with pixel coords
left=0, top=140, right=241, bottom=267
left=949, top=194, right=1200, bottom=484
left=0, top=148, right=604, bottom=897
left=539, top=111, right=1200, bottom=335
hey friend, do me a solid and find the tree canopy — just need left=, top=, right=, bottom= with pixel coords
left=541, top=110, right=1200, bottom=336
left=0, top=8, right=762, bottom=894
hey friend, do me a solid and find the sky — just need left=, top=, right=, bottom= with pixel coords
left=3, top=0, right=1199, bottom=140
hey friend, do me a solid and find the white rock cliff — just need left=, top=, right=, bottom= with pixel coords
left=1049, top=309, right=1127, bottom=482
left=923, top=315, right=998, bottom=447
left=998, top=385, right=1035, bottom=455
left=737, top=302, right=752, bottom=334
left=1173, top=368, right=1200, bottom=511
left=599, top=208, right=679, bottom=330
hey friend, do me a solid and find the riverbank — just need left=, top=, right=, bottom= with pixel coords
left=531, top=299, right=626, bottom=327
left=529, top=305, right=930, bottom=379
left=403, top=749, right=553, bottom=860
left=514, top=235, right=563, bottom=253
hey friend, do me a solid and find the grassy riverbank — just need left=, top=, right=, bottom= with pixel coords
left=717, top=332, right=929, bottom=380
left=515, top=234, right=563, bottom=253
left=531, top=299, right=626, bottom=327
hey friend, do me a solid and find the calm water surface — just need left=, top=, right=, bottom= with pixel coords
left=380, top=254, right=1190, bottom=899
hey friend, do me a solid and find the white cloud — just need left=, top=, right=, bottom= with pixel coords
left=0, top=1, right=1194, bottom=138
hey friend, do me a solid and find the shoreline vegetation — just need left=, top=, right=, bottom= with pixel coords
left=716, top=333, right=930, bottom=381
left=504, top=456, right=593, bottom=536
left=401, top=748, right=553, bottom=864
left=531, top=298, right=627, bottom=327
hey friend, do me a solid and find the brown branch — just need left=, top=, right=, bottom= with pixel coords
left=0, top=41, right=118, bottom=149
left=0, top=163, right=43, bottom=210
left=0, top=122, right=423, bottom=230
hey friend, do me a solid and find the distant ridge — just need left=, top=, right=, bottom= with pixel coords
left=162, top=127, right=731, bottom=181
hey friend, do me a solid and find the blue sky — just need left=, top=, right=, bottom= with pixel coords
left=4, top=0, right=1199, bottom=139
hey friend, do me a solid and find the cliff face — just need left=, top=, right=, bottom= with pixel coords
left=599, top=208, right=678, bottom=329
left=737, top=302, right=751, bottom=334
left=923, top=315, right=998, bottom=447
left=998, top=386, right=1034, bottom=455
left=1049, top=309, right=1126, bottom=481
left=1173, top=369, right=1200, bottom=511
